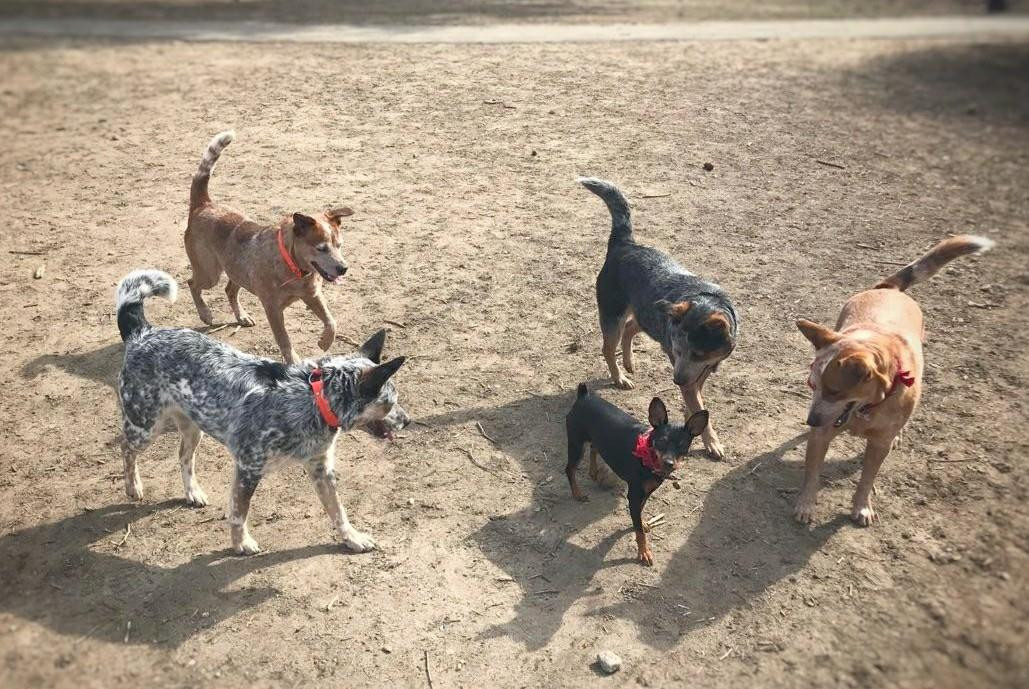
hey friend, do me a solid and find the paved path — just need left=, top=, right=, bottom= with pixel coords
left=1, top=15, right=1028, bottom=44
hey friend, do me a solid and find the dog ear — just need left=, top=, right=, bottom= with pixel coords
left=685, top=410, right=709, bottom=436
left=656, top=299, right=692, bottom=322
left=647, top=397, right=669, bottom=427
left=796, top=319, right=841, bottom=349
left=292, top=212, right=317, bottom=236
left=359, top=356, right=406, bottom=397
left=359, top=329, right=387, bottom=363
left=326, top=206, right=354, bottom=226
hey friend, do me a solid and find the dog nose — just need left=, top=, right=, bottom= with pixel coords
left=663, top=459, right=676, bottom=471
left=337, top=265, right=348, bottom=277
left=805, top=410, right=823, bottom=427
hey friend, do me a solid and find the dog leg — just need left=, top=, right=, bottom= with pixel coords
left=121, top=439, right=144, bottom=501
left=601, top=313, right=633, bottom=389
left=680, top=381, right=725, bottom=460
left=565, top=437, right=589, bottom=502
left=794, top=426, right=835, bottom=524
left=176, top=421, right=207, bottom=507
left=229, top=465, right=261, bottom=555
left=851, top=437, right=893, bottom=527
left=261, top=299, right=299, bottom=364
left=302, top=294, right=336, bottom=352
left=225, top=280, right=255, bottom=327
left=621, top=315, right=641, bottom=374
left=306, top=460, right=376, bottom=552
left=628, top=486, right=653, bottom=566
left=587, top=445, right=600, bottom=482
left=187, top=277, right=216, bottom=326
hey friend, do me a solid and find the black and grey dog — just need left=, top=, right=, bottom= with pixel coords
left=565, top=384, right=708, bottom=566
left=579, top=177, right=739, bottom=459
left=115, top=269, right=409, bottom=555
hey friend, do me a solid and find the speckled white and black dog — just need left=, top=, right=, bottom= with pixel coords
left=115, top=269, right=409, bottom=555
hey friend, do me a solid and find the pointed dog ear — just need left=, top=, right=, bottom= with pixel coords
left=647, top=397, right=669, bottom=427
left=796, top=319, right=841, bottom=349
left=359, top=356, right=406, bottom=397
left=656, top=299, right=692, bottom=322
left=685, top=410, right=709, bottom=436
left=326, top=206, right=354, bottom=226
left=292, top=212, right=317, bottom=236
left=359, top=329, right=387, bottom=363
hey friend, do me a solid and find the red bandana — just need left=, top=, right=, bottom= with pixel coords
left=632, top=430, right=662, bottom=473
left=308, top=368, right=340, bottom=429
left=277, top=227, right=305, bottom=283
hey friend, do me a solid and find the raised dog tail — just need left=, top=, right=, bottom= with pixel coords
left=189, top=130, right=235, bottom=212
left=115, top=269, right=178, bottom=341
left=578, top=177, right=633, bottom=244
left=576, top=382, right=589, bottom=398
left=875, top=235, right=996, bottom=292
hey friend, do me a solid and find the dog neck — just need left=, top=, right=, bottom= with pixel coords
left=277, top=224, right=309, bottom=285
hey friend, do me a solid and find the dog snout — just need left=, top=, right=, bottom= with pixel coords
left=337, top=264, right=348, bottom=278
left=662, top=458, right=677, bottom=473
left=805, top=409, right=824, bottom=427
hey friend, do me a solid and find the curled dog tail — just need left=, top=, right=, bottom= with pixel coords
left=578, top=177, right=633, bottom=245
left=576, top=382, right=589, bottom=398
left=115, top=269, right=178, bottom=341
left=189, top=130, right=235, bottom=212
left=875, top=235, right=996, bottom=292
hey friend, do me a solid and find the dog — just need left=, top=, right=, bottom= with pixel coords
left=184, top=130, right=355, bottom=363
left=565, top=383, right=708, bottom=565
left=794, top=235, right=995, bottom=526
left=579, top=177, right=739, bottom=459
left=114, top=269, right=409, bottom=555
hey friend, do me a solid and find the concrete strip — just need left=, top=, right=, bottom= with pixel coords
left=1, top=15, right=1028, bottom=44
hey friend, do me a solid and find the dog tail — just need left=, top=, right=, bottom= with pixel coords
left=875, top=235, right=996, bottom=292
left=115, top=269, right=178, bottom=341
left=576, top=382, right=589, bottom=398
left=578, top=177, right=633, bottom=244
left=189, top=130, right=235, bottom=212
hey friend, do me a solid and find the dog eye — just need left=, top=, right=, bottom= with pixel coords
left=318, top=244, right=329, bottom=253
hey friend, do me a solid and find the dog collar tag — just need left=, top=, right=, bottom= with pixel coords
left=632, top=430, right=662, bottom=473
left=309, top=368, right=341, bottom=430
left=278, top=227, right=306, bottom=281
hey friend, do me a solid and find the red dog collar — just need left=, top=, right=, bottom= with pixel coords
left=309, top=368, right=340, bottom=429
left=632, top=430, right=662, bottom=473
left=278, top=227, right=306, bottom=282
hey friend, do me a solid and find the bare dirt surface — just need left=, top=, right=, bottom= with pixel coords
left=0, top=0, right=1026, bottom=24
left=0, top=32, right=1027, bottom=689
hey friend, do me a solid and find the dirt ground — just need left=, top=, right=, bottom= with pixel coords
left=0, top=28, right=1027, bottom=689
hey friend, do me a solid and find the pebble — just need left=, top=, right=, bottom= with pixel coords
left=702, top=162, right=714, bottom=171
left=596, top=651, right=622, bottom=674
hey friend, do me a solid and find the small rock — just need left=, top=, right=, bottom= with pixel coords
left=382, top=645, right=392, bottom=654
left=672, top=481, right=681, bottom=490
left=530, top=150, right=538, bottom=157
left=596, top=650, right=622, bottom=674
left=33, top=264, right=45, bottom=279
left=702, top=162, right=714, bottom=171
left=407, top=498, right=415, bottom=506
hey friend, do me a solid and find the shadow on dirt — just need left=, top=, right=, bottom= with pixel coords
left=850, top=41, right=1029, bottom=128
left=21, top=341, right=124, bottom=389
left=0, top=500, right=341, bottom=647
left=420, top=387, right=854, bottom=649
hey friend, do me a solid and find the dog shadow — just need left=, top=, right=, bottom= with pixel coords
left=0, top=501, right=338, bottom=647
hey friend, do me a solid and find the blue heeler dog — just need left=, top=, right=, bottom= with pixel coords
left=579, top=178, right=739, bottom=459
left=114, top=269, right=409, bottom=555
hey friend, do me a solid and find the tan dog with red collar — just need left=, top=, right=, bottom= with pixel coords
left=184, top=131, right=354, bottom=363
left=795, top=235, right=995, bottom=526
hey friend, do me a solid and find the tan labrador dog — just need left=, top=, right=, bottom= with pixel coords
left=184, top=131, right=353, bottom=363
left=795, top=235, right=994, bottom=526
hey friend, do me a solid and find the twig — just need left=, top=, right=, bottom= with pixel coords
left=483, top=99, right=516, bottom=109
left=870, top=259, right=908, bottom=266
left=123, top=620, right=132, bottom=643
left=718, top=647, right=733, bottom=660
left=384, top=319, right=407, bottom=329
left=459, top=447, right=491, bottom=473
left=476, top=422, right=498, bottom=445
left=423, top=650, right=434, bottom=689
left=533, top=589, right=559, bottom=596
left=340, top=335, right=361, bottom=348
left=115, top=524, right=131, bottom=547
left=207, top=324, right=231, bottom=334
left=230, top=325, right=241, bottom=336
left=855, top=243, right=878, bottom=250
left=9, top=250, right=46, bottom=255
left=815, top=159, right=846, bottom=170
left=749, top=461, right=765, bottom=476
left=641, top=192, right=672, bottom=198
left=928, top=458, right=973, bottom=464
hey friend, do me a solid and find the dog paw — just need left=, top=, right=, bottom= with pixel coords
left=613, top=375, right=635, bottom=390
left=318, top=329, right=336, bottom=351
left=234, top=535, right=261, bottom=556
left=637, top=547, right=654, bottom=567
left=851, top=504, right=878, bottom=527
left=197, top=307, right=215, bottom=326
left=794, top=497, right=817, bottom=524
left=704, top=437, right=726, bottom=461
left=573, top=492, right=590, bottom=503
left=125, top=477, right=144, bottom=501
left=237, top=314, right=256, bottom=327
left=342, top=530, right=376, bottom=553
left=185, top=486, right=209, bottom=507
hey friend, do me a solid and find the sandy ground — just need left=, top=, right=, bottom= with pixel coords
left=0, top=31, right=1027, bottom=689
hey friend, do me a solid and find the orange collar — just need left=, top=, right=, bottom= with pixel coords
left=277, top=227, right=306, bottom=281
left=308, top=369, right=340, bottom=430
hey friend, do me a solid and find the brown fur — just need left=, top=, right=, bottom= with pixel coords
left=794, top=234, right=994, bottom=526
left=183, top=145, right=354, bottom=363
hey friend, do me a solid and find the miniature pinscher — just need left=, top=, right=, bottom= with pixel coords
left=565, top=383, right=708, bottom=566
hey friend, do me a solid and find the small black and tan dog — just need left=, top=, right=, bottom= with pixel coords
left=565, top=384, right=708, bottom=566
left=578, top=177, right=739, bottom=459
